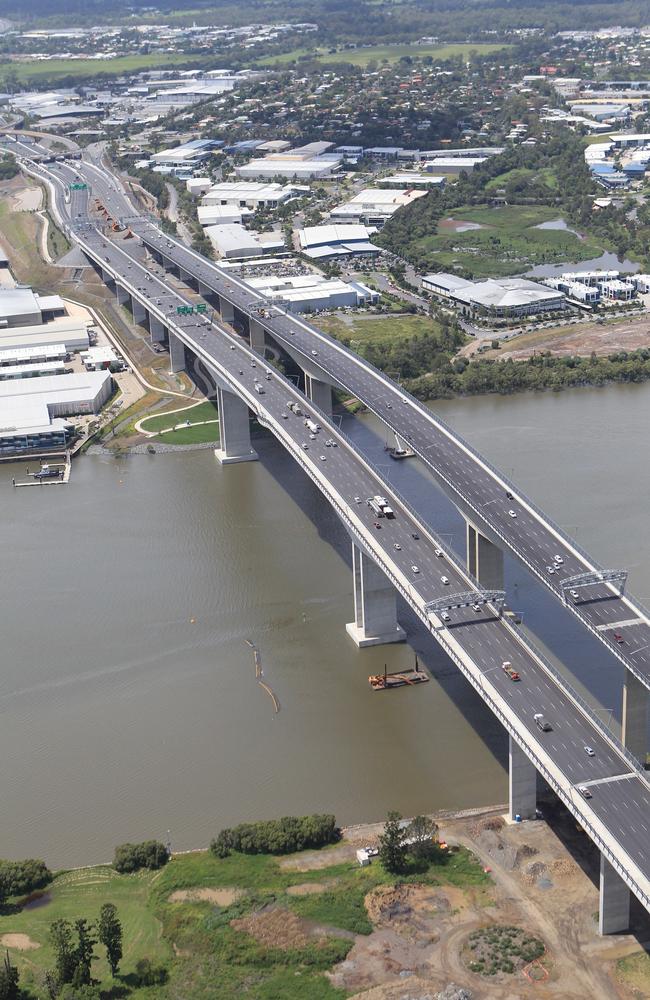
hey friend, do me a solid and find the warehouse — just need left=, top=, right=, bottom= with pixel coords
left=329, top=188, right=426, bottom=227
left=0, top=344, right=68, bottom=367
left=381, top=173, right=446, bottom=188
left=298, top=224, right=381, bottom=259
left=422, top=273, right=566, bottom=317
left=236, top=143, right=342, bottom=181
left=0, top=320, right=90, bottom=354
left=197, top=204, right=246, bottom=226
left=422, top=156, right=488, bottom=174
left=201, top=181, right=294, bottom=210
left=204, top=224, right=285, bottom=259
left=0, top=370, right=112, bottom=455
left=0, top=361, right=66, bottom=381
left=0, top=287, right=43, bottom=327
left=242, top=273, right=377, bottom=312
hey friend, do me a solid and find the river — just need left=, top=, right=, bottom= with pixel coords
left=1, top=382, right=648, bottom=867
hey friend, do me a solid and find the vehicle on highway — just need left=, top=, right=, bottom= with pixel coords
left=502, top=661, right=520, bottom=681
left=578, top=785, right=593, bottom=799
left=442, top=612, right=451, bottom=622
left=254, top=383, right=265, bottom=394
left=411, top=565, right=420, bottom=574
left=435, top=548, right=443, bottom=557
left=613, top=632, right=625, bottom=644
left=394, top=543, right=401, bottom=550
left=508, top=509, right=517, bottom=518
left=412, top=532, right=420, bottom=540
left=374, top=521, right=382, bottom=529
left=472, top=604, right=481, bottom=613
left=546, top=565, right=556, bottom=574
left=281, top=413, right=288, bottom=419
left=311, top=349, right=318, bottom=356
left=250, top=361, right=256, bottom=367
left=441, top=576, right=450, bottom=585
left=319, top=455, right=326, bottom=461
left=584, top=746, right=595, bottom=756
left=570, top=590, right=580, bottom=600
left=534, top=713, right=552, bottom=732
left=302, top=443, right=308, bottom=450
left=354, top=496, right=361, bottom=503
left=386, top=402, right=392, bottom=409
left=554, top=555, right=563, bottom=564
left=309, top=433, right=316, bottom=440
left=230, top=344, right=235, bottom=350
left=506, top=491, right=514, bottom=500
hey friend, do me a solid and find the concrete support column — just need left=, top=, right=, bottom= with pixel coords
left=214, top=387, right=258, bottom=465
left=622, top=670, right=649, bottom=764
left=250, top=318, right=266, bottom=353
left=149, top=314, right=167, bottom=344
left=305, top=373, right=332, bottom=417
left=346, top=542, right=406, bottom=647
left=466, top=521, right=504, bottom=589
left=115, top=282, right=130, bottom=306
left=599, top=854, right=630, bottom=935
left=219, top=296, right=235, bottom=325
left=179, top=267, right=193, bottom=285
left=168, top=330, right=186, bottom=374
left=198, top=280, right=213, bottom=299
left=131, top=297, right=147, bottom=326
left=508, top=736, right=537, bottom=821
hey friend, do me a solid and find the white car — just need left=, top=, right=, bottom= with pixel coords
left=584, top=746, right=595, bottom=757
left=508, top=509, right=517, bottom=518
left=411, top=565, right=420, bottom=574
left=578, top=785, right=592, bottom=799
left=441, top=576, right=450, bottom=585
left=434, top=548, right=443, bottom=557
left=394, top=543, right=401, bottom=551
left=319, top=455, right=326, bottom=462
left=546, top=565, right=556, bottom=575
left=441, top=612, right=451, bottom=623
left=472, top=604, right=481, bottom=613
left=570, top=589, right=580, bottom=600
left=354, top=496, right=362, bottom=503
left=311, top=349, right=318, bottom=356
left=554, top=555, right=564, bottom=564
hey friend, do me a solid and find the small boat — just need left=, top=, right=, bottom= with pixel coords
left=369, top=655, right=429, bottom=691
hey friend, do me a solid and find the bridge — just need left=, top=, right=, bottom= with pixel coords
left=9, top=139, right=650, bottom=934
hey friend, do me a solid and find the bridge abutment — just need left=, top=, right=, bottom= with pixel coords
left=466, top=521, right=504, bottom=589
left=346, top=542, right=406, bottom=647
left=214, top=387, right=258, bottom=465
left=622, top=671, right=648, bottom=764
left=305, top=373, right=332, bottom=416
left=508, top=736, right=537, bottom=821
left=599, top=853, right=630, bottom=934
left=168, top=330, right=186, bottom=374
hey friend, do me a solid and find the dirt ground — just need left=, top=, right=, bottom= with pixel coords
left=304, top=809, right=650, bottom=1000
left=494, top=314, right=650, bottom=360
left=169, top=887, right=244, bottom=906
left=0, top=934, right=39, bottom=950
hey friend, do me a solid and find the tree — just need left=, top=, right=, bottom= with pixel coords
left=405, top=815, right=439, bottom=860
left=97, top=903, right=122, bottom=976
left=378, top=811, right=407, bottom=875
left=72, top=919, right=96, bottom=986
left=0, top=952, right=19, bottom=1000
left=50, top=919, right=76, bottom=986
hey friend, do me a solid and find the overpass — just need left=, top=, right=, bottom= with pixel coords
left=11, top=144, right=650, bottom=933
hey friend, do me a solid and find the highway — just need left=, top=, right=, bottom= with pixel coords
left=7, top=138, right=650, bottom=919
left=43, top=145, right=650, bottom=701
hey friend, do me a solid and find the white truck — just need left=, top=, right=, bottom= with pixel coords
left=305, top=418, right=320, bottom=434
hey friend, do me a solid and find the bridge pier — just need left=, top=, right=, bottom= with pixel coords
left=168, top=330, right=186, bottom=374
left=214, top=387, right=258, bottom=465
left=115, top=282, right=130, bottom=306
left=346, top=542, right=406, bottom=647
left=599, top=854, right=630, bottom=934
left=131, top=298, right=147, bottom=327
left=305, top=373, right=332, bottom=416
left=508, top=736, right=537, bottom=821
left=250, top=318, right=266, bottom=353
left=219, top=297, right=235, bottom=325
left=198, top=280, right=213, bottom=299
left=149, top=314, right=166, bottom=344
left=466, top=521, right=504, bottom=589
left=622, top=671, right=648, bottom=764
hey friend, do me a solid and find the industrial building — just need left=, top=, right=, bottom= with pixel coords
left=0, top=320, right=90, bottom=354
left=297, top=224, right=381, bottom=260
left=204, top=224, right=285, bottom=259
left=380, top=173, right=446, bottom=189
left=0, top=370, right=112, bottom=454
left=422, top=156, right=488, bottom=174
left=329, top=188, right=427, bottom=227
left=236, top=142, right=342, bottom=181
left=200, top=181, right=295, bottom=210
left=149, top=139, right=222, bottom=175
left=422, top=273, right=566, bottom=317
left=543, top=270, right=640, bottom=303
left=242, top=273, right=378, bottom=313
left=198, top=205, right=246, bottom=227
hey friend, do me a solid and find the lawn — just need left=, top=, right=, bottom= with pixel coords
left=139, top=399, right=220, bottom=445
left=0, top=53, right=206, bottom=85
left=484, top=166, right=558, bottom=192
left=0, top=866, right=168, bottom=991
left=258, top=42, right=510, bottom=68
left=317, top=313, right=445, bottom=347
left=417, top=204, right=604, bottom=277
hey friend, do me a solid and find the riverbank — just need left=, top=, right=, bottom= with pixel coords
left=1, top=803, right=647, bottom=1000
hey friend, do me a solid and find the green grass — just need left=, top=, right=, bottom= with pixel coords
left=616, top=950, right=650, bottom=997
left=0, top=866, right=167, bottom=989
left=317, top=313, right=444, bottom=347
left=258, top=42, right=510, bottom=68
left=0, top=53, right=206, bottom=85
left=418, top=203, right=604, bottom=277
left=484, top=166, right=558, bottom=192
left=140, top=400, right=220, bottom=445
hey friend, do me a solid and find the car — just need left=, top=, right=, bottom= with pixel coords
left=386, top=402, right=392, bottom=409
left=325, top=441, right=331, bottom=447
left=508, top=509, right=517, bottom=518
left=354, top=496, right=362, bottom=503
left=584, top=746, right=595, bottom=757
left=441, top=612, right=451, bottom=622
left=570, top=589, right=580, bottom=600
left=546, top=565, right=556, bottom=574
left=319, top=455, right=326, bottom=461
left=554, top=555, right=563, bottom=564
left=311, top=349, right=318, bottom=356
left=434, top=548, right=443, bottom=557
left=250, top=361, right=256, bottom=367
left=613, top=632, right=625, bottom=644
left=230, top=344, right=235, bottom=350
left=281, top=413, right=288, bottom=419
left=394, top=543, right=401, bottom=550
left=441, top=576, right=450, bottom=585
left=412, top=532, right=420, bottom=540
left=506, top=491, right=514, bottom=500
left=578, top=785, right=593, bottom=799
left=374, top=521, right=382, bottom=529
left=472, top=604, right=481, bottom=613
left=411, top=565, right=420, bottom=574
left=302, top=443, right=309, bottom=450
left=309, top=433, right=316, bottom=440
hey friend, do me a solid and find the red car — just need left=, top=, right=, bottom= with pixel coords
left=613, top=633, right=625, bottom=644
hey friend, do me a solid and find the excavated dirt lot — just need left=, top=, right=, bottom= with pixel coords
left=318, top=808, right=650, bottom=1000
left=494, top=314, right=650, bottom=360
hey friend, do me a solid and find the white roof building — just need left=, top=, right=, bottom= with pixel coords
left=329, top=188, right=427, bottom=225
left=236, top=144, right=342, bottom=180
left=380, top=173, right=446, bottom=188
left=197, top=204, right=246, bottom=226
left=0, top=320, right=90, bottom=354
left=243, top=273, right=377, bottom=313
left=204, top=224, right=285, bottom=259
left=201, top=181, right=294, bottom=209
left=422, top=273, right=566, bottom=316
left=298, top=223, right=381, bottom=259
